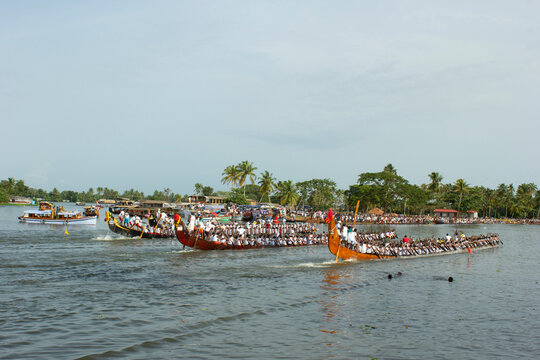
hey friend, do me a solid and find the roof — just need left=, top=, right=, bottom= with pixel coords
left=98, top=199, right=116, bottom=204
left=368, top=207, right=384, bottom=215
left=139, top=200, right=166, bottom=205
left=434, top=209, right=458, bottom=213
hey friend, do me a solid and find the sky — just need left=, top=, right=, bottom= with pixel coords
left=1, top=1, right=539, bottom=195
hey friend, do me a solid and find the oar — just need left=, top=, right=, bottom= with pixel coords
left=140, top=225, right=145, bottom=238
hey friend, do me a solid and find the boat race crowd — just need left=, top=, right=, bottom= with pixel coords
left=104, top=202, right=507, bottom=255
left=183, top=216, right=328, bottom=247
left=334, top=218, right=501, bottom=256
left=303, top=211, right=540, bottom=225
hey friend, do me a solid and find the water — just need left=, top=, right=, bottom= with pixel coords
left=1, top=204, right=539, bottom=359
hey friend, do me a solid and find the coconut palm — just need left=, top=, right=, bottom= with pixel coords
left=278, top=180, right=299, bottom=209
left=236, top=161, right=258, bottom=196
left=516, top=183, right=537, bottom=218
left=454, top=178, right=469, bottom=213
left=428, top=172, right=443, bottom=196
left=194, top=183, right=203, bottom=195
left=221, top=165, right=240, bottom=190
left=258, top=171, right=276, bottom=203
left=482, top=188, right=496, bottom=217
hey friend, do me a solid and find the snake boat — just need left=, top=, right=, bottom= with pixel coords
left=327, top=209, right=501, bottom=261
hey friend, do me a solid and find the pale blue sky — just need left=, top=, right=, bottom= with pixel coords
left=1, top=1, right=539, bottom=194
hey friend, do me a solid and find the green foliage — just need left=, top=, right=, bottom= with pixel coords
left=295, top=178, right=339, bottom=210
left=236, top=160, right=258, bottom=196
left=356, top=164, right=410, bottom=212
left=277, top=180, right=299, bottom=208
left=226, top=188, right=249, bottom=205
left=202, top=186, right=214, bottom=196
left=0, top=169, right=538, bottom=218
left=258, top=170, right=276, bottom=203
left=0, top=188, right=9, bottom=203
left=194, top=183, right=204, bottom=195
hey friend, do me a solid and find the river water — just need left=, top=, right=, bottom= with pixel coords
left=1, top=204, right=539, bottom=359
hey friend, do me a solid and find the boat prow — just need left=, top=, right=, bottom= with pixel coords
left=328, top=213, right=390, bottom=260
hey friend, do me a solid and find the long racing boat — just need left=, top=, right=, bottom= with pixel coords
left=174, top=216, right=325, bottom=250
left=106, top=213, right=175, bottom=239
left=327, top=209, right=501, bottom=261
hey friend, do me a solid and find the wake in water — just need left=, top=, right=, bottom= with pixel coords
left=93, top=234, right=134, bottom=241
left=268, top=260, right=348, bottom=269
left=170, top=249, right=199, bottom=254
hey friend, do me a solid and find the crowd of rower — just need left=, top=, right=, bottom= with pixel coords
left=182, top=216, right=325, bottom=247
left=337, top=228, right=501, bottom=257
left=116, top=209, right=176, bottom=236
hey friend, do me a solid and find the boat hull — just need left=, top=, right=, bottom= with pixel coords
left=175, top=228, right=265, bottom=250
left=107, top=218, right=174, bottom=239
left=19, top=216, right=97, bottom=225
left=174, top=224, right=322, bottom=251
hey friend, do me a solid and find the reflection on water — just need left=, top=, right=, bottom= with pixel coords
left=320, top=268, right=345, bottom=322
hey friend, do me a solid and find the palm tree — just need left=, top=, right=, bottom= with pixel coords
left=236, top=161, right=257, bottom=196
left=496, top=184, right=507, bottom=217
left=516, top=183, right=537, bottom=218
left=454, top=178, right=469, bottom=214
left=194, top=183, right=203, bottom=195
left=6, top=177, right=15, bottom=194
left=258, top=171, right=276, bottom=202
left=383, top=163, right=397, bottom=175
left=428, top=172, right=443, bottom=196
left=278, top=180, right=299, bottom=210
left=221, top=165, right=240, bottom=190
left=482, top=188, right=496, bottom=217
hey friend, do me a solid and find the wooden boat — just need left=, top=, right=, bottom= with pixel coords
left=175, top=217, right=323, bottom=251
left=327, top=209, right=500, bottom=261
left=18, top=201, right=97, bottom=225
left=175, top=226, right=263, bottom=250
left=106, top=214, right=174, bottom=239
left=83, top=206, right=99, bottom=217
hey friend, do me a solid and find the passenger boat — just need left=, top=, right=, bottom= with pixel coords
left=83, top=206, right=99, bottom=217
left=105, top=213, right=174, bottom=239
left=327, top=209, right=500, bottom=261
left=18, top=202, right=97, bottom=225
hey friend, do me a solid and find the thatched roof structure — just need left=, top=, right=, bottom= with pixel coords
left=367, top=207, right=384, bottom=216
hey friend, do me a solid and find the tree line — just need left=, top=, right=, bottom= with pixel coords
left=1, top=162, right=539, bottom=218
left=0, top=178, right=182, bottom=204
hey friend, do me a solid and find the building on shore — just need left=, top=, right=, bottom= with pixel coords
left=188, top=195, right=227, bottom=204
left=8, top=196, right=33, bottom=204
left=434, top=209, right=458, bottom=220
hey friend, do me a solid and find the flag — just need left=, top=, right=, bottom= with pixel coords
left=325, top=208, right=333, bottom=224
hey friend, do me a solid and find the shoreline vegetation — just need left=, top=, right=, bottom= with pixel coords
left=1, top=162, right=538, bottom=219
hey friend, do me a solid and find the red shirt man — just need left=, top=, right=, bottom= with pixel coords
left=403, top=235, right=410, bottom=243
